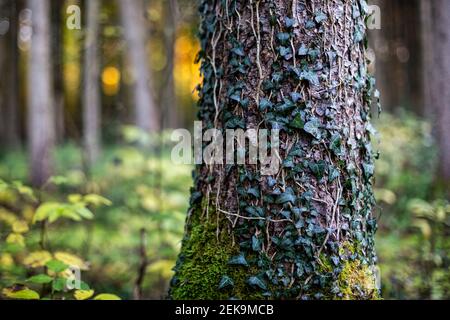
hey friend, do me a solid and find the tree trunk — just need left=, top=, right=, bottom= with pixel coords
left=170, top=0, right=379, bottom=300
left=119, top=0, right=159, bottom=133
left=27, top=0, right=55, bottom=187
left=82, top=0, right=101, bottom=166
left=430, top=0, right=450, bottom=195
left=161, top=0, right=179, bottom=129
left=0, top=0, right=21, bottom=148
left=52, top=0, right=65, bottom=144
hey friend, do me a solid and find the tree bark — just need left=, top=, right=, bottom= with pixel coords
left=82, top=0, right=101, bottom=166
left=170, top=0, right=378, bottom=300
left=27, top=0, right=55, bottom=187
left=430, top=0, right=450, bottom=195
left=119, top=0, right=159, bottom=133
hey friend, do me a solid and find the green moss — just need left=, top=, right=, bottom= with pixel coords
left=171, top=210, right=264, bottom=300
left=337, top=259, right=380, bottom=300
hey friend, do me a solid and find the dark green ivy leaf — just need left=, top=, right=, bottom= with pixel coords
left=228, top=253, right=249, bottom=267
left=303, top=119, right=322, bottom=139
left=218, top=275, right=234, bottom=290
left=315, top=11, right=327, bottom=23
left=290, top=114, right=305, bottom=129
left=259, top=98, right=273, bottom=111
left=247, top=276, right=267, bottom=290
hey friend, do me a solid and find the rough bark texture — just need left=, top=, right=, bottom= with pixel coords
left=83, top=0, right=101, bottom=166
left=430, top=0, right=450, bottom=195
left=27, top=0, right=55, bottom=187
left=119, top=0, right=160, bottom=133
left=170, top=0, right=378, bottom=300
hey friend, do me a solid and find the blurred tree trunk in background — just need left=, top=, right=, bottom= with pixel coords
left=83, top=0, right=101, bottom=166
left=52, top=0, right=65, bottom=144
left=420, top=0, right=432, bottom=115
left=161, top=0, right=179, bottom=129
left=0, top=0, right=21, bottom=148
left=27, top=0, right=55, bottom=186
left=0, top=0, right=6, bottom=146
left=369, top=0, right=423, bottom=114
left=429, top=0, right=450, bottom=195
left=170, top=0, right=378, bottom=299
left=119, top=0, right=159, bottom=133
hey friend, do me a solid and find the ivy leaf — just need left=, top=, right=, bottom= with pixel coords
left=290, top=114, right=305, bottom=129
left=232, top=46, right=245, bottom=57
left=277, top=32, right=290, bottom=44
left=330, top=133, right=343, bottom=156
left=315, top=11, right=327, bottom=23
left=363, top=162, right=374, bottom=179
left=276, top=191, right=296, bottom=204
left=27, top=274, right=53, bottom=285
left=297, top=44, right=309, bottom=56
left=303, top=119, right=322, bottom=139
left=247, top=276, right=267, bottom=290
left=290, top=92, right=302, bottom=103
left=278, top=46, right=292, bottom=60
left=228, top=253, right=249, bottom=267
left=284, top=17, right=296, bottom=28
left=259, top=98, right=273, bottom=111
left=252, top=236, right=262, bottom=252
left=247, top=187, right=260, bottom=198
left=300, top=70, right=320, bottom=86
left=218, top=276, right=234, bottom=290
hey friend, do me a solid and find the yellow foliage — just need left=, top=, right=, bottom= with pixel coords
left=93, top=293, right=121, bottom=300
left=2, top=287, right=40, bottom=300
left=0, top=208, right=17, bottom=225
left=54, top=251, right=89, bottom=270
left=147, top=260, right=176, bottom=280
left=0, top=253, right=14, bottom=268
left=23, top=251, right=53, bottom=268
left=12, top=220, right=29, bottom=234
left=74, top=290, right=95, bottom=300
left=6, top=233, right=25, bottom=247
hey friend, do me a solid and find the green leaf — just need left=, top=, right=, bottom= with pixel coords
left=74, top=206, right=95, bottom=220
left=27, top=274, right=53, bottom=284
left=290, top=114, right=305, bottom=129
left=46, top=259, right=69, bottom=273
left=276, top=190, right=296, bottom=204
left=2, top=287, right=40, bottom=300
left=228, top=253, right=249, bottom=267
left=315, top=11, right=327, bottom=23
left=83, top=194, right=112, bottom=207
left=252, top=236, right=262, bottom=252
left=33, top=202, right=61, bottom=223
left=247, top=276, right=267, bottom=290
left=218, top=276, right=234, bottom=290
left=259, top=99, right=273, bottom=111
left=52, top=277, right=66, bottom=292
left=330, top=133, right=343, bottom=156
left=303, top=119, right=322, bottom=139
